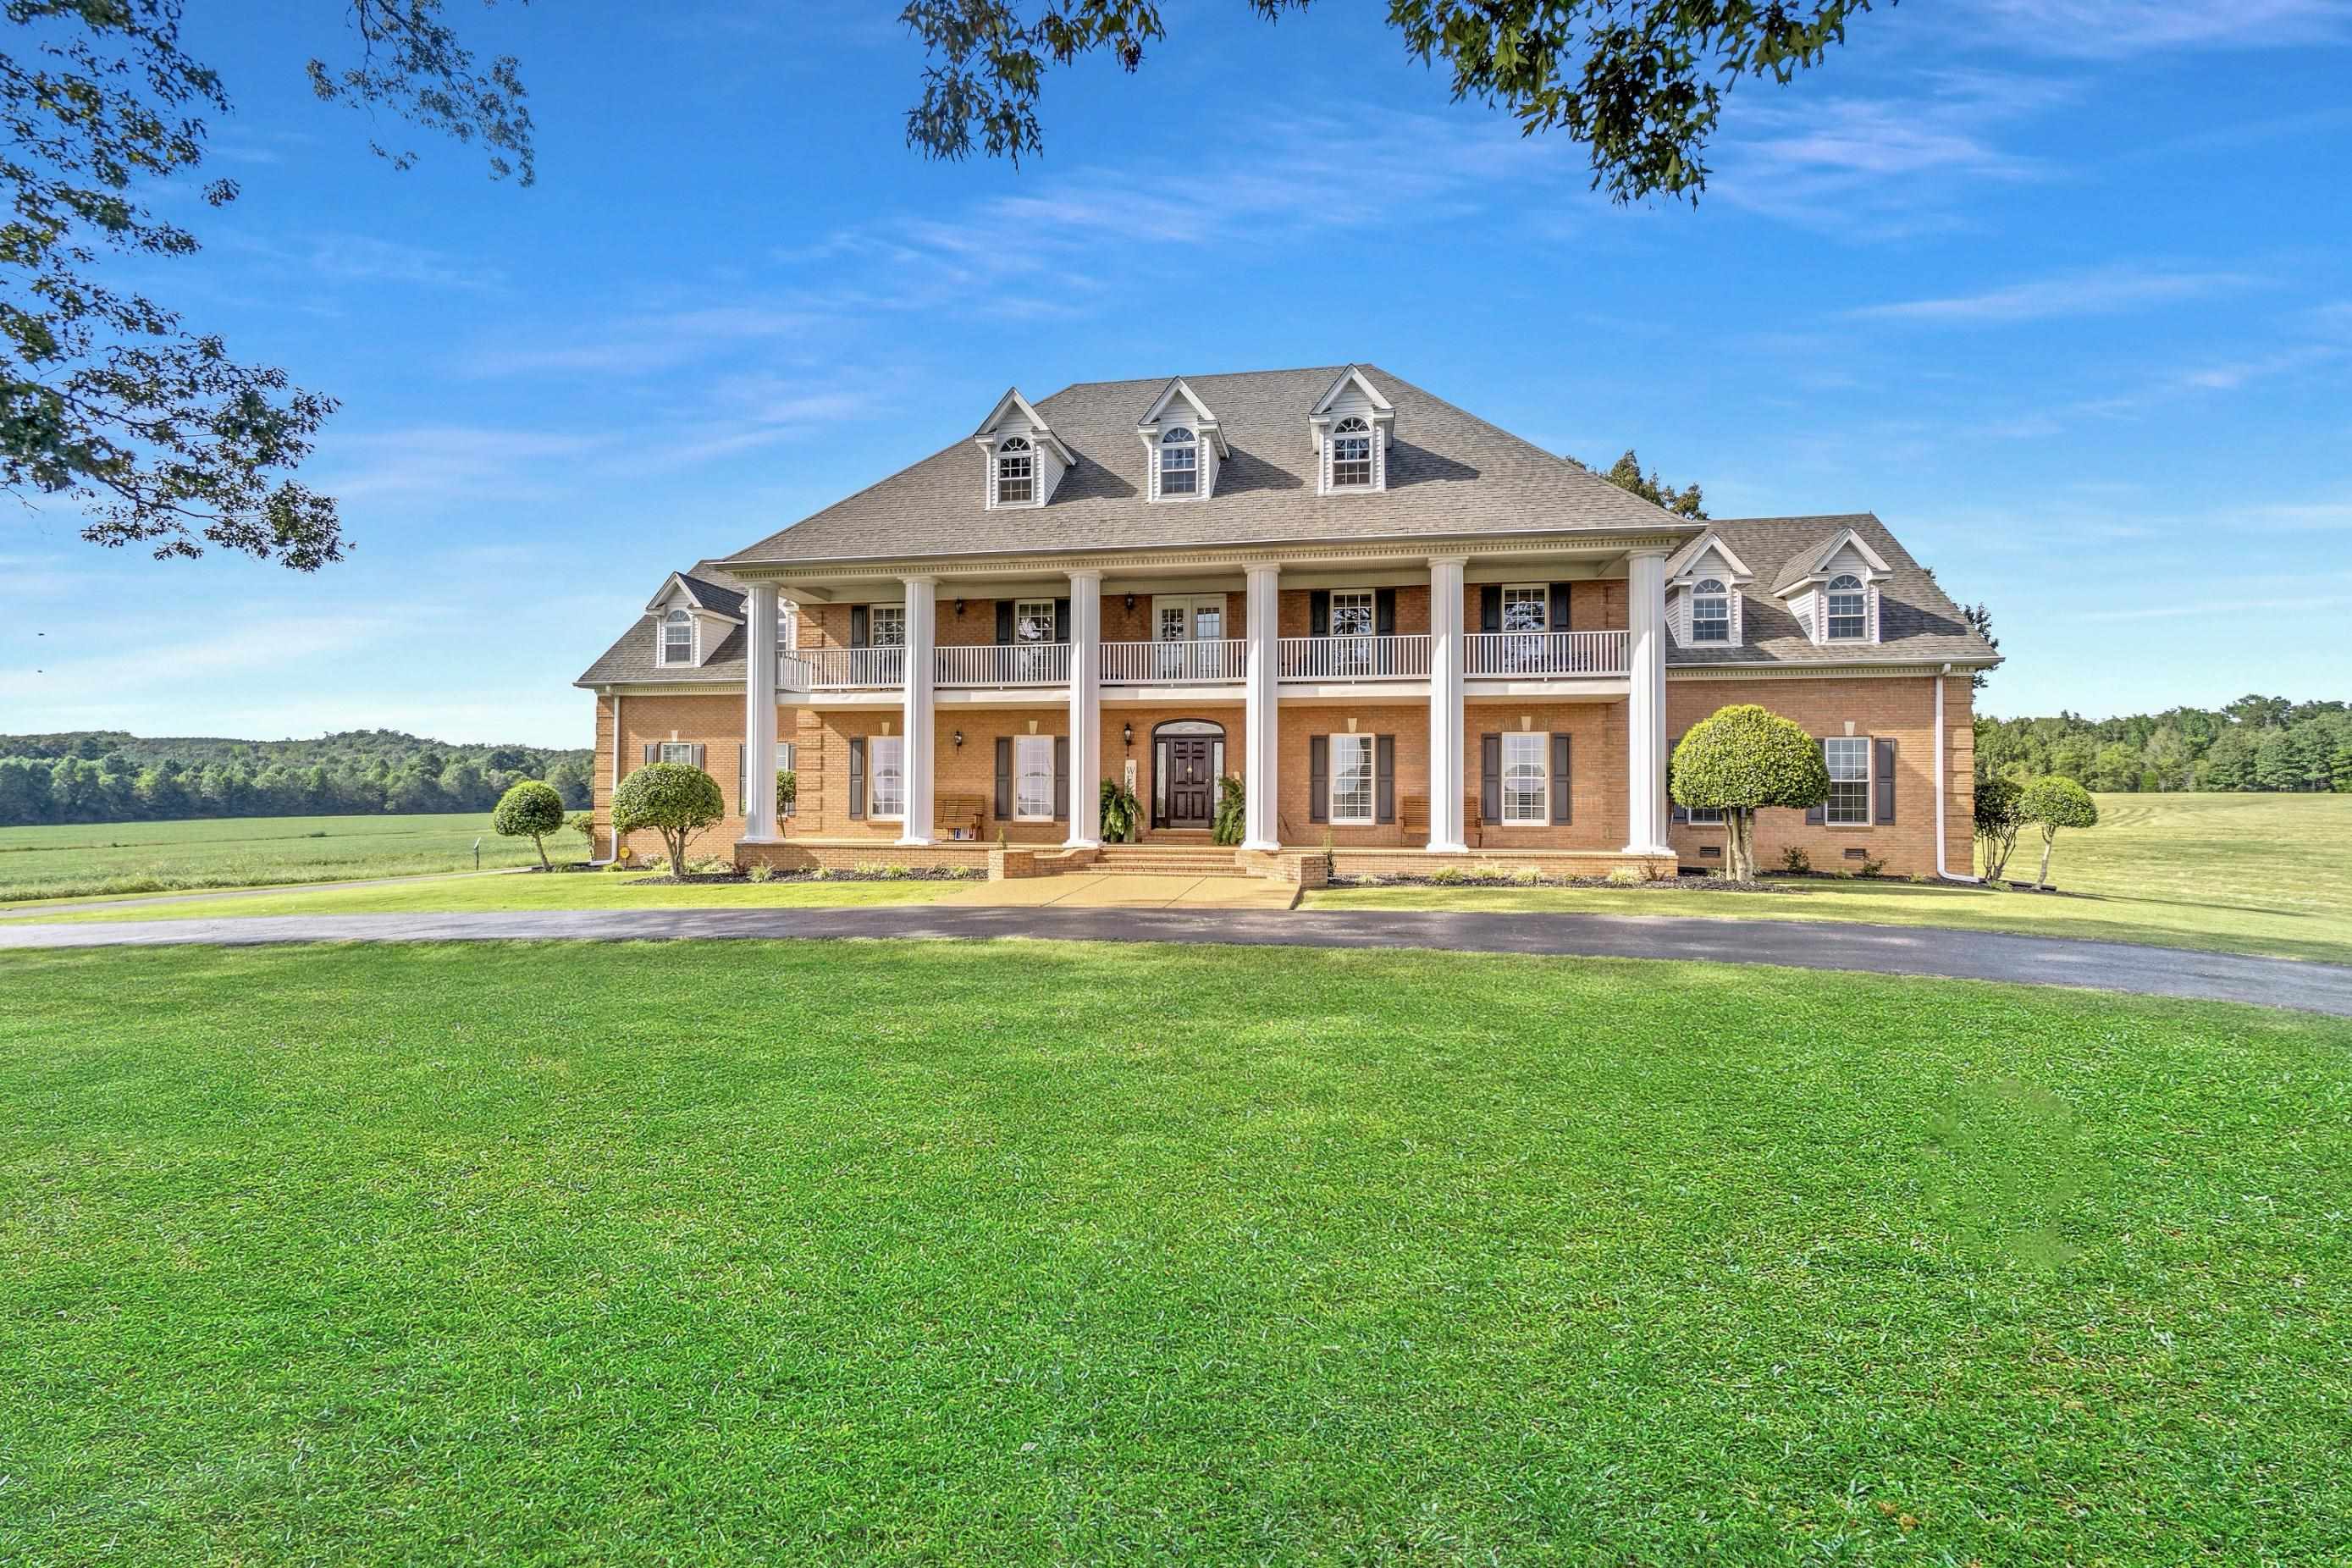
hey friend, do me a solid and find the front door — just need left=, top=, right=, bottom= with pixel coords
left=1164, top=737, right=1216, bottom=828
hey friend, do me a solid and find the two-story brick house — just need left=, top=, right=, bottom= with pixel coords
left=577, top=365, right=1998, bottom=881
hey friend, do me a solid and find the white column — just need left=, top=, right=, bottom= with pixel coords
left=1426, top=555, right=1469, bottom=852
left=742, top=582, right=781, bottom=842
left=899, top=575, right=937, bottom=846
left=1623, top=548, right=1670, bottom=854
left=1065, top=569, right=1102, bottom=847
left=1242, top=563, right=1281, bottom=851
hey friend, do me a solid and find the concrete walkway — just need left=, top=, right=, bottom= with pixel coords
left=3, top=904, right=2348, bottom=1017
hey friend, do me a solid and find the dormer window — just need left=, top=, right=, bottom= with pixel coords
left=995, top=437, right=1035, bottom=505
left=1825, top=574, right=1867, bottom=640
left=660, top=607, right=693, bottom=665
left=1692, top=579, right=1731, bottom=643
left=1330, top=417, right=1373, bottom=489
left=1158, top=427, right=1198, bottom=497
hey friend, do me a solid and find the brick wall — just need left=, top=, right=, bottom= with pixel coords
left=593, top=691, right=764, bottom=864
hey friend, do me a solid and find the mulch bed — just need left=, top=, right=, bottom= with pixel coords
left=1328, top=872, right=1797, bottom=894
left=620, top=868, right=983, bottom=886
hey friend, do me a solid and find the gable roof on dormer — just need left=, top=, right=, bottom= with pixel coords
left=1307, top=364, right=1395, bottom=450
left=974, top=387, right=1076, bottom=465
left=1770, top=525, right=1894, bottom=594
left=1135, top=376, right=1229, bottom=456
left=1665, top=530, right=1755, bottom=585
left=645, top=569, right=747, bottom=618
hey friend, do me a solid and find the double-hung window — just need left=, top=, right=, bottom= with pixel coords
left=1158, top=427, right=1198, bottom=496
left=1328, top=588, right=1375, bottom=675
left=1501, top=585, right=1549, bottom=632
left=1013, top=734, right=1055, bottom=821
left=1502, top=732, right=1549, bottom=825
left=1692, top=579, right=1730, bottom=643
left=1329, top=733, right=1375, bottom=825
left=868, top=736, right=906, bottom=820
left=996, top=437, right=1035, bottom=504
left=658, top=742, right=694, bottom=765
left=1013, top=599, right=1056, bottom=643
left=868, top=605, right=908, bottom=647
left=1330, top=417, right=1372, bottom=488
left=1825, top=575, right=1867, bottom=641
left=1824, top=737, right=1870, bottom=825
left=661, top=608, right=693, bottom=664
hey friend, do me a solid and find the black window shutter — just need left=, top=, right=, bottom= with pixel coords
left=847, top=737, right=865, bottom=820
left=1309, top=589, right=1330, bottom=638
left=1376, top=735, right=1395, bottom=824
left=1551, top=733, right=1571, bottom=825
left=1669, top=734, right=1689, bottom=824
left=690, top=743, right=706, bottom=770
left=1480, top=585, right=1502, bottom=632
left=996, top=602, right=1013, bottom=644
left=1480, top=733, right=1502, bottom=821
left=849, top=605, right=868, bottom=648
left=640, top=743, right=657, bottom=766
left=1052, top=736, right=1070, bottom=819
left=1807, top=741, right=1826, bottom=825
left=1875, top=737, right=1897, bottom=824
left=738, top=746, right=748, bottom=811
left=1549, top=582, right=1571, bottom=632
left=994, top=737, right=1013, bottom=817
left=1308, top=736, right=1328, bottom=824
left=1053, top=598, right=1070, bottom=643
left=1376, top=588, right=1397, bottom=637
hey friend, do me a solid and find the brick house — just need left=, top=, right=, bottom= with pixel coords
left=576, top=366, right=1998, bottom=881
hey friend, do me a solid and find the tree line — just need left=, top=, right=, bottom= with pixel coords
left=1975, top=696, right=2352, bottom=794
left=0, top=731, right=594, bottom=828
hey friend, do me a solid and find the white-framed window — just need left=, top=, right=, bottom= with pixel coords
left=1825, top=737, right=1870, bottom=825
left=996, top=436, right=1035, bottom=504
left=1687, top=805, right=1725, bottom=825
left=1157, top=427, right=1198, bottom=497
left=1328, top=588, right=1375, bottom=638
left=660, top=607, right=693, bottom=665
left=1502, top=732, right=1549, bottom=825
left=778, top=599, right=798, bottom=651
left=1013, top=598, right=1056, bottom=643
left=658, top=742, right=695, bottom=765
left=868, top=735, right=905, bottom=820
left=1692, top=578, right=1731, bottom=643
left=1825, top=574, right=1867, bottom=641
left=868, top=604, right=908, bottom=648
left=1329, top=733, right=1375, bottom=825
left=1501, top=584, right=1549, bottom=633
left=1330, top=416, right=1372, bottom=489
left=1013, top=734, right=1055, bottom=821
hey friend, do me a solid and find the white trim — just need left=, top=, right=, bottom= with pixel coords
left=725, top=527, right=1699, bottom=578
left=1012, top=732, right=1056, bottom=822
left=657, top=606, right=697, bottom=666
left=1823, top=735, right=1872, bottom=826
left=1500, top=731, right=1550, bottom=826
left=972, top=387, right=1075, bottom=464
left=866, top=733, right=908, bottom=822
left=1328, top=732, right=1376, bottom=825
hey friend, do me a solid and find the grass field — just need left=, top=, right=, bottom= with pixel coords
left=2, top=939, right=2345, bottom=1563
left=0, top=811, right=590, bottom=902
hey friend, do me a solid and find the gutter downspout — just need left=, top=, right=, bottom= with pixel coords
left=609, top=687, right=623, bottom=863
left=1935, top=663, right=1983, bottom=883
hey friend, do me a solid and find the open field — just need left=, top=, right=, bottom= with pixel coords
left=0, top=811, right=590, bottom=902
left=3, top=939, right=2345, bottom=1563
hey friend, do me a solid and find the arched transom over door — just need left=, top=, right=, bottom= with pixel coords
left=1151, top=719, right=1226, bottom=831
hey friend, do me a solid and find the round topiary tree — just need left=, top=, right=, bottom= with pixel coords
left=1973, top=775, right=2025, bottom=884
left=2018, top=775, right=2098, bottom=887
left=611, top=761, right=726, bottom=877
left=1670, top=704, right=1831, bottom=882
left=490, top=779, right=566, bottom=870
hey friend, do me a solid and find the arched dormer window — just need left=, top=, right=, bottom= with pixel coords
left=1330, top=417, right=1372, bottom=489
left=1157, top=426, right=1198, bottom=497
left=660, top=607, right=693, bottom=665
left=1692, top=578, right=1731, bottom=643
left=996, top=436, right=1035, bottom=505
left=1825, top=574, right=1867, bottom=640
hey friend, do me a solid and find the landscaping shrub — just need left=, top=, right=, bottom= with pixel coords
left=1858, top=854, right=1885, bottom=878
left=747, top=863, right=776, bottom=884
left=1974, top=775, right=2025, bottom=883
left=1212, top=775, right=1245, bottom=846
left=1671, top=705, right=1830, bottom=881
left=1779, top=846, right=1811, bottom=875
left=2020, top=775, right=2100, bottom=886
left=489, top=780, right=566, bottom=870
left=1099, top=778, right=1140, bottom=843
left=566, top=809, right=598, bottom=859
left=610, top=762, right=725, bottom=877
left=1606, top=866, right=1645, bottom=886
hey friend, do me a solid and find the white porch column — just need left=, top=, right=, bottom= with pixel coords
left=1623, top=548, right=1670, bottom=854
left=1425, top=555, right=1469, bottom=852
left=742, top=582, right=781, bottom=842
left=1065, top=568, right=1103, bottom=847
left=899, top=574, right=937, bottom=846
left=1242, top=562, right=1281, bottom=851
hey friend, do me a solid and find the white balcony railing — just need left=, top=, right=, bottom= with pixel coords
left=1101, top=638, right=1247, bottom=684
left=779, top=645, right=905, bottom=691
left=935, top=642, right=1071, bottom=687
left=1464, top=629, right=1629, bottom=678
left=1277, top=633, right=1431, bottom=681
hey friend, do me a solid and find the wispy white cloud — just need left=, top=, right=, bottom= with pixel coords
left=1976, top=0, right=2352, bottom=58
left=1849, top=266, right=2261, bottom=323
left=312, top=426, right=611, bottom=502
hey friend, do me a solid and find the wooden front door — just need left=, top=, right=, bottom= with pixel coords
left=1163, top=737, right=1216, bottom=829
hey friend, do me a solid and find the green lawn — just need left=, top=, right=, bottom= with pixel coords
left=19, top=869, right=962, bottom=921
left=3, top=940, right=2346, bottom=1563
left=0, top=811, right=588, bottom=903
left=1311, top=792, right=2352, bottom=965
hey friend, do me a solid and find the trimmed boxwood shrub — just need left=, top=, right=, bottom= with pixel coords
left=1670, top=704, right=1830, bottom=882
left=612, top=762, right=726, bottom=876
left=1974, top=775, right=2024, bottom=882
left=490, top=780, right=566, bottom=870
left=2018, top=775, right=2098, bottom=886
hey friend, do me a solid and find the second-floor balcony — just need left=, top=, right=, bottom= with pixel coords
left=778, top=627, right=1632, bottom=693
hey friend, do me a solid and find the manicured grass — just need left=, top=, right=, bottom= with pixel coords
left=3, top=940, right=2346, bottom=1563
left=0, top=811, right=587, bottom=902
left=1311, top=792, right=2352, bottom=965
left=22, top=869, right=964, bottom=921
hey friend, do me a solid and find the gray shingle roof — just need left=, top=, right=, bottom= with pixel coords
left=576, top=560, right=749, bottom=687
left=1669, top=514, right=1998, bottom=667
left=725, top=364, right=1690, bottom=566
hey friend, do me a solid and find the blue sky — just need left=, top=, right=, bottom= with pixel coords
left=3, top=1, right=2348, bottom=747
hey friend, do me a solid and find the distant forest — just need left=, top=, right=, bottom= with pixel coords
left=0, top=730, right=594, bottom=828
left=1976, top=696, right=2352, bottom=793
